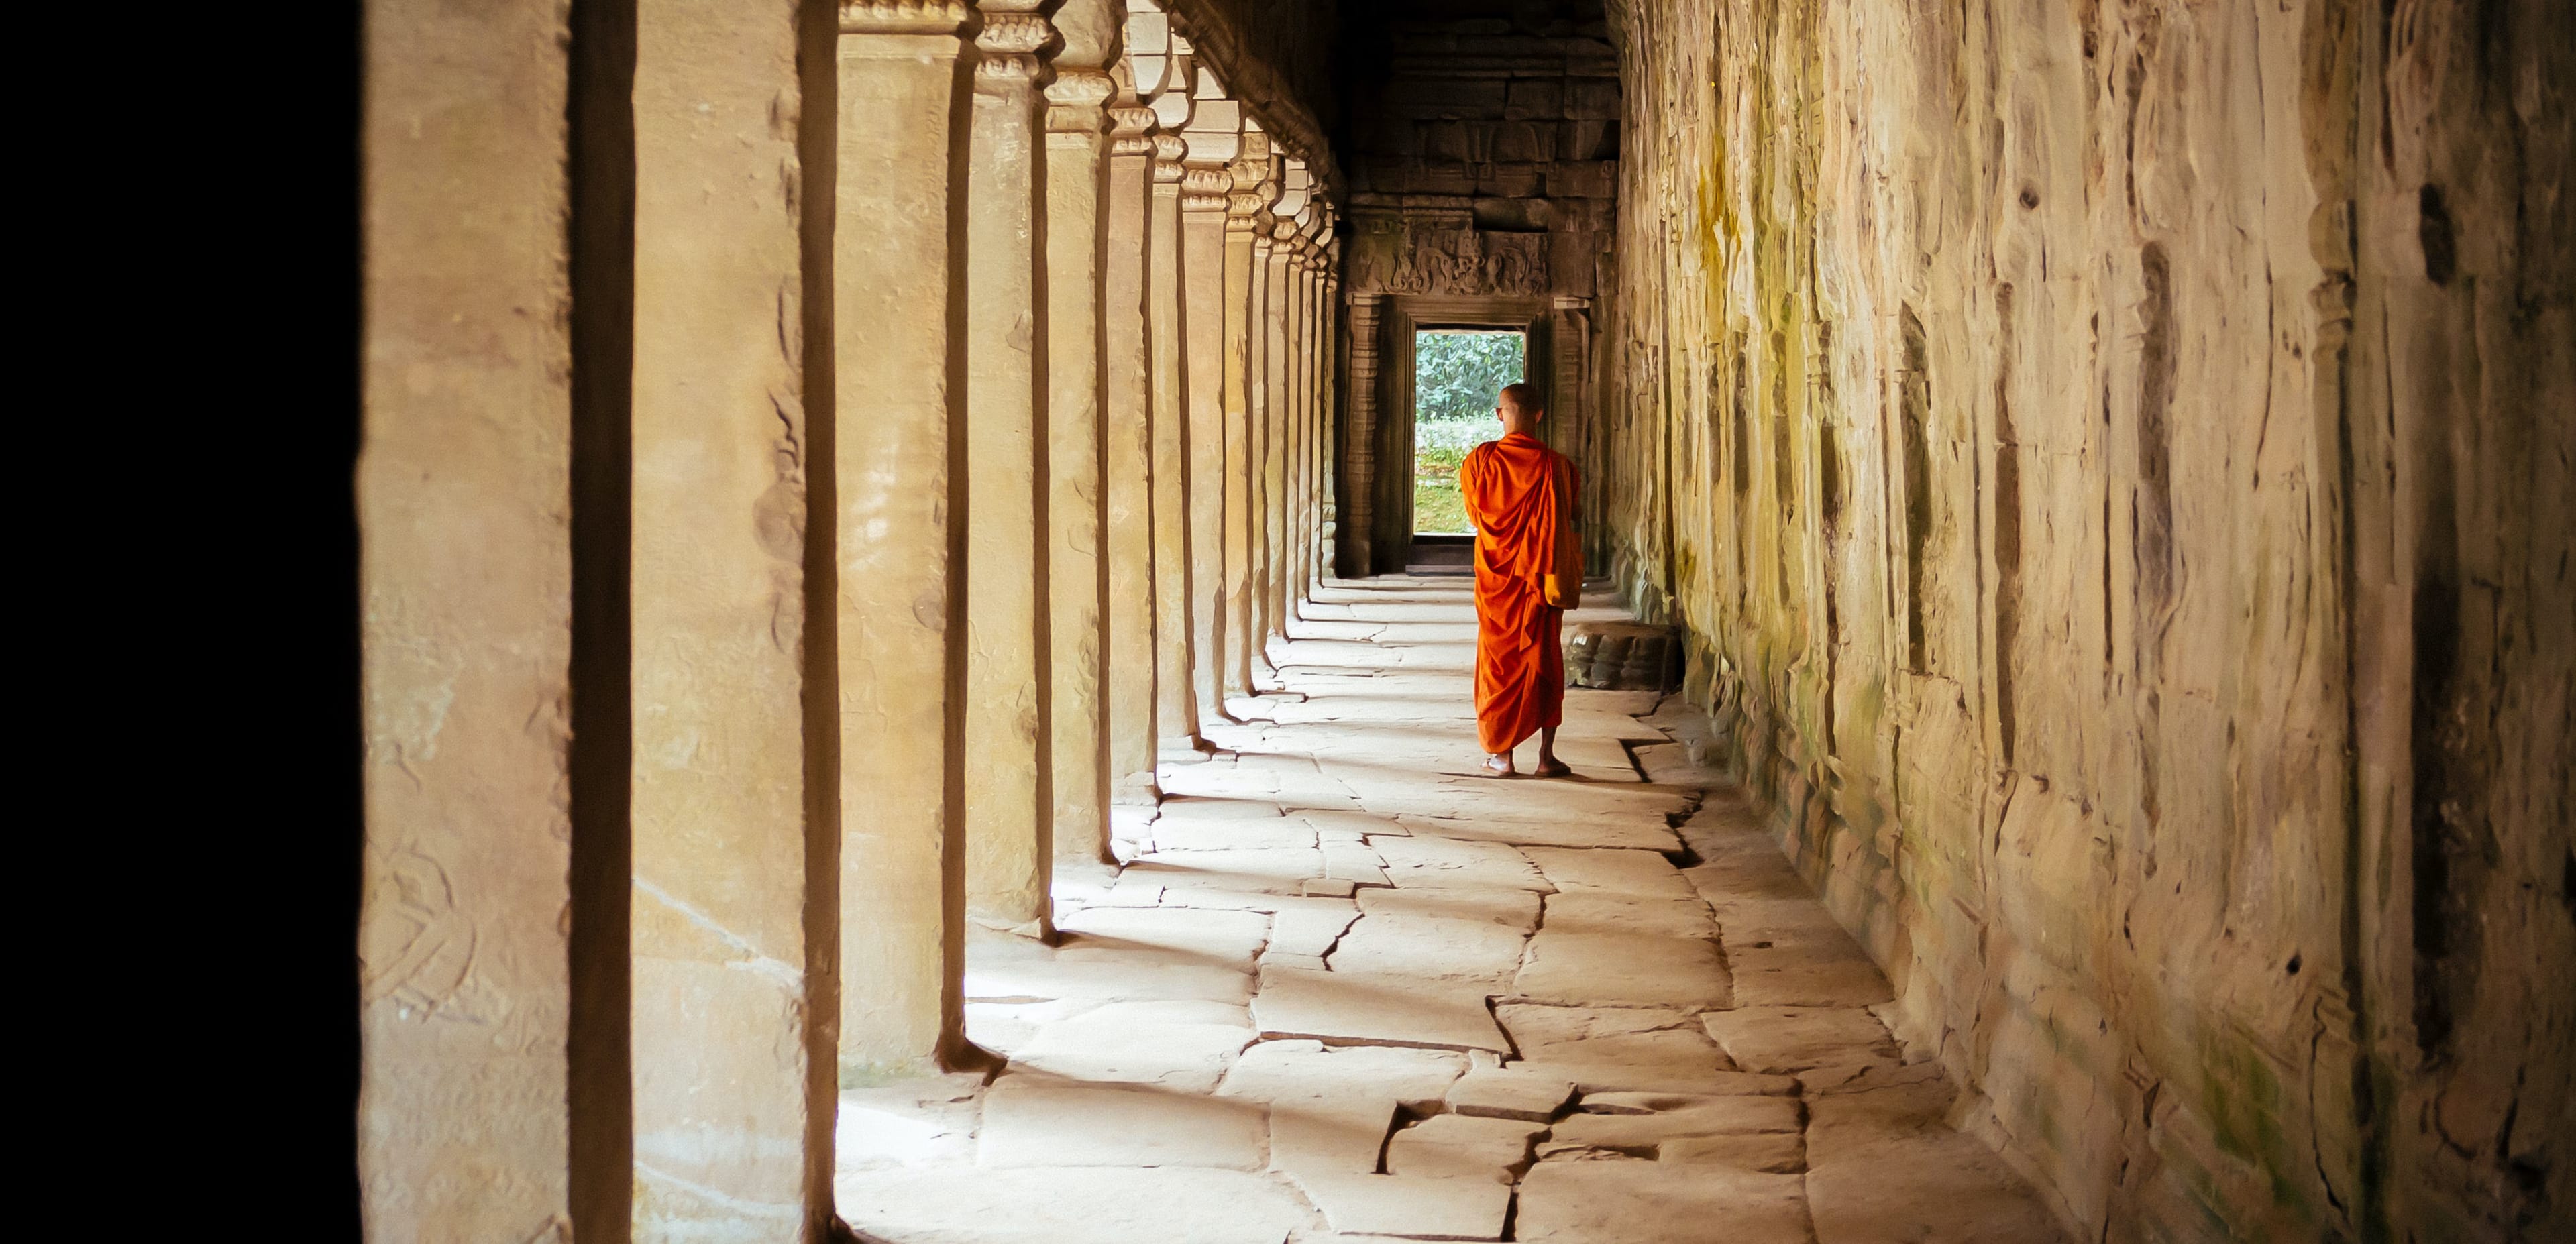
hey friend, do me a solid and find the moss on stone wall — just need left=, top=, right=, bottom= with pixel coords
left=1596, top=0, right=2573, bottom=1238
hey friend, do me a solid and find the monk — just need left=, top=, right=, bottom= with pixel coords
left=1460, top=382, right=1579, bottom=777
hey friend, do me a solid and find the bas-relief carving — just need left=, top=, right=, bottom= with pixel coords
left=1351, top=221, right=1550, bottom=298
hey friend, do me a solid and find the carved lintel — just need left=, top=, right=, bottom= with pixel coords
left=840, top=0, right=975, bottom=35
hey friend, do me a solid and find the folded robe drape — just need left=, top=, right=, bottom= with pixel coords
left=1460, top=430, right=1577, bottom=754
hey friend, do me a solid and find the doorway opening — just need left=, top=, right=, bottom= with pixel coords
left=1412, top=329, right=1525, bottom=554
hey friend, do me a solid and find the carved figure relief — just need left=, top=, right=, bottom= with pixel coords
left=1350, top=221, right=1552, bottom=297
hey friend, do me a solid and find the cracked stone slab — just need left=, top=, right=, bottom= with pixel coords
left=1218, top=1040, right=1468, bottom=1178
left=1509, top=929, right=1733, bottom=1008
left=1383, top=1113, right=1543, bottom=1182
left=1393, top=813, right=1682, bottom=852
left=1369, top=834, right=1548, bottom=891
left=1659, top=1131, right=1807, bottom=1172
left=1270, top=899, right=1363, bottom=958
left=1700, top=1005, right=1902, bottom=1075
left=1546, top=1094, right=1803, bottom=1151
left=1328, top=901, right=1535, bottom=987
left=1519, top=846, right=1699, bottom=897
left=835, top=1072, right=986, bottom=1171
left=1535, top=891, right=1714, bottom=938
left=1125, top=848, right=1329, bottom=899
left=1008, top=999, right=1255, bottom=1092
left=1288, top=1171, right=1511, bottom=1241
left=1057, top=905, right=1272, bottom=973
left=1444, top=1066, right=1576, bottom=1121
left=1250, top=963, right=1511, bottom=1052
left=976, top=1075, right=1264, bottom=1170
left=1805, top=1080, right=2069, bottom=1243
left=1515, top=1161, right=1813, bottom=1243
left=837, top=1167, right=1309, bottom=1244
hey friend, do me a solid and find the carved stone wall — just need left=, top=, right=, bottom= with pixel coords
left=1335, top=1, right=1617, bottom=302
left=1596, top=0, right=2574, bottom=1240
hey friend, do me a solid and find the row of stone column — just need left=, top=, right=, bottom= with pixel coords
left=359, top=0, right=1340, bottom=1239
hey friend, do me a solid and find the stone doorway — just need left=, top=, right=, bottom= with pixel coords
left=1408, top=328, right=1525, bottom=573
left=1363, top=295, right=1555, bottom=574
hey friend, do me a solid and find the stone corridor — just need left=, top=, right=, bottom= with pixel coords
left=835, top=577, right=2063, bottom=1243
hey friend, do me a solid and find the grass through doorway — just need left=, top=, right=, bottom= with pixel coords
left=1413, top=329, right=1525, bottom=535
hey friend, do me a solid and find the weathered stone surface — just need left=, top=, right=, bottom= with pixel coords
left=1548, top=1094, right=1803, bottom=1150
left=1289, top=1171, right=1512, bottom=1240
left=1251, top=964, right=1511, bottom=1052
left=835, top=1073, right=985, bottom=1171
left=1509, top=930, right=1731, bottom=1008
left=977, top=1076, right=1264, bottom=1170
left=1699, top=1006, right=1900, bottom=1076
left=1520, top=846, right=1693, bottom=898
left=1368, top=834, right=1547, bottom=892
left=1658, top=1131, right=1807, bottom=1172
left=1444, top=1067, right=1576, bottom=1122
left=1328, top=891, right=1536, bottom=986
left=1219, top=1039, right=1468, bottom=1178
left=1515, top=1162, right=1811, bottom=1243
left=1384, top=1113, right=1543, bottom=1182
left=1805, top=1080, right=2068, bottom=1243
left=1058, top=905, right=1272, bottom=972
left=837, top=1167, right=1309, bottom=1244
left=1010, top=999, right=1255, bottom=1092
left=1593, top=2, right=2576, bottom=1237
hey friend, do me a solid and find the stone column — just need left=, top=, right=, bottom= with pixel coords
left=1260, top=203, right=1295, bottom=655
left=1244, top=217, right=1274, bottom=680
left=1220, top=133, right=1271, bottom=697
left=1549, top=294, right=1591, bottom=488
left=1044, top=1, right=1118, bottom=866
left=627, top=1, right=830, bottom=1236
left=963, top=0, right=1056, bottom=935
left=1102, top=18, right=1164, bottom=800
left=1179, top=68, right=1240, bottom=726
left=1148, top=58, right=1209, bottom=760
left=1342, top=290, right=1383, bottom=578
left=358, top=0, right=579, bottom=1234
left=1321, top=248, right=1344, bottom=583
left=1289, top=227, right=1320, bottom=612
left=833, top=1, right=976, bottom=1074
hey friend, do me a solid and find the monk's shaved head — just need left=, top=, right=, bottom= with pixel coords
left=1497, top=382, right=1545, bottom=435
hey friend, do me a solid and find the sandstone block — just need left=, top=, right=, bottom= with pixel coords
left=1503, top=79, right=1563, bottom=119
left=1563, top=80, right=1619, bottom=119
left=1700, top=1005, right=1900, bottom=1075
left=976, top=1076, right=1265, bottom=1169
left=1544, top=160, right=1616, bottom=199
left=1385, top=1112, right=1543, bottom=1182
left=1290, top=1171, right=1511, bottom=1240
left=1009, top=999, right=1255, bottom=1092
left=1515, top=1162, right=1810, bottom=1243
left=837, top=1167, right=1309, bottom=1244
left=1659, top=1131, right=1807, bottom=1172
left=1510, top=931, right=1732, bottom=1008
left=1446, top=1067, right=1577, bottom=1121
left=1547, top=1094, right=1803, bottom=1151
left=1252, top=964, right=1512, bottom=1052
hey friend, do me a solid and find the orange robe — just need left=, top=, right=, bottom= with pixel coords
left=1460, top=431, right=1576, bottom=754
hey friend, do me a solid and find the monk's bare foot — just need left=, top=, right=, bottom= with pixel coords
left=1532, top=757, right=1572, bottom=778
left=1481, top=753, right=1515, bottom=777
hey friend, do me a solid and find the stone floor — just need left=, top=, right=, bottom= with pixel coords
left=838, top=577, right=2069, bottom=1243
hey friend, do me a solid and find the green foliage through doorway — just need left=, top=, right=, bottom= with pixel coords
left=1413, top=330, right=1524, bottom=535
